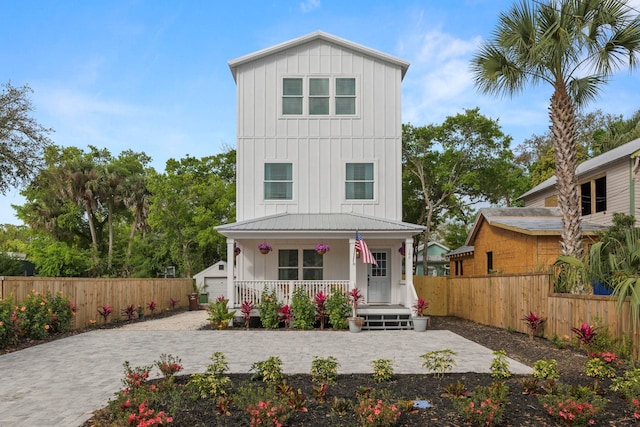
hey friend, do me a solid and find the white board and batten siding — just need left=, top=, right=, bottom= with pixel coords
left=233, top=38, right=404, bottom=223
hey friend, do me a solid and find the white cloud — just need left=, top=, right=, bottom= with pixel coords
left=300, top=0, right=320, bottom=13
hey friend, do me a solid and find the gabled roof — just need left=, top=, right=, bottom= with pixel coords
left=465, top=207, right=605, bottom=245
left=416, top=242, right=450, bottom=253
left=228, top=30, right=410, bottom=82
left=445, top=245, right=474, bottom=258
left=518, top=137, right=640, bottom=200
left=215, top=213, right=424, bottom=239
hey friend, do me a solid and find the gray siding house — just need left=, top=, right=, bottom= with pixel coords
left=518, top=137, right=640, bottom=226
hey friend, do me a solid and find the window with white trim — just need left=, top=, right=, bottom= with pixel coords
left=278, top=249, right=323, bottom=280
left=281, top=76, right=356, bottom=116
left=264, top=163, right=293, bottom=200
left=345, top=163, right=374, bottom=200
left=282, top=78, right=303, bottom=115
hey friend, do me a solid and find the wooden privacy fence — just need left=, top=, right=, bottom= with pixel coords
left=0, top=276, right=193, bottom=329
left=415, top=273, right=640, bottom=358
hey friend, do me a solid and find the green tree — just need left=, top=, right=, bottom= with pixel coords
left=147, top=151, right=235, bottom=277
left=0, top=82, right=53, bottom=194
left=472, top=0, right=640, bottom=259
left=403, top=108, right=526, bottom=273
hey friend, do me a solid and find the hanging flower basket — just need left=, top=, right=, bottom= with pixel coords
left=398, top=245, right=406, bottom=256
left=258, top=243, right=273, bottom=254
left=315, top=243, right=330, bottom=255
left=234, top=246, right=241, bottom=257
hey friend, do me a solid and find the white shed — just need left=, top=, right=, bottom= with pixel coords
left=193, top=261, right=230, bottom=300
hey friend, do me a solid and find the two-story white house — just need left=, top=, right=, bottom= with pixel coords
left=215, top=31, right=424, bottom=321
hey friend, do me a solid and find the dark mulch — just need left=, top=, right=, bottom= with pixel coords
left=6, top=312, right=638, bottom=425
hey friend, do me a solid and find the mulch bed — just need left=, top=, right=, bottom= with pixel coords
left=5, top=312, right=639, bottom=425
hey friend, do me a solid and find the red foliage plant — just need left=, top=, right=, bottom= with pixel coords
left=571, top=323, right=598, bottom=346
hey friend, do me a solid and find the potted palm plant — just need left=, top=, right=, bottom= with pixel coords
left=348, top=288, right=364, bottom=332
left=412, top=297, right=430, bottom=332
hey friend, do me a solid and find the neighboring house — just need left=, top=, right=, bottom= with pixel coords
left=446, top=207, right=605, bottom=276
left=193, top=261, right=229, bottom=300
left=518, top=137, right=640, bottom=226
left=413, top=242, right=450, bottom=276
left=215, top=31, right=424, bottom=311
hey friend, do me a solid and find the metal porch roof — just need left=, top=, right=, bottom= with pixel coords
left=215, top=213, right=424, bottom=239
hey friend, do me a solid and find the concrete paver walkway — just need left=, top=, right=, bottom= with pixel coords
left=0, top=312, right=532, bottom=426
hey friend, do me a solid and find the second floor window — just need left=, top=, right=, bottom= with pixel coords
left=346, top=163, right=374, bottom=200
left=264, top=163, right=292, bottom=200
left=282, top=77, right=356, bottom=116
left=580, top=176, right=606, bottom=216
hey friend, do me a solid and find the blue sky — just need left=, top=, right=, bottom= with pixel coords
left=1, top=0, right=639, bottom=225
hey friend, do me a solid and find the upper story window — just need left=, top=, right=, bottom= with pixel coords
left=282, top=76, right=356, bottom=116
left=264, top=163, right=292, bottom=200
left=335, top=78, right=356, bottom=115
left=345, top=163, right=374, bottom=200
left=283, top=78, right=303, bottom=115
left=580, top=176, right=606, bottom=216
left=309, top=78, right=329, bottom=115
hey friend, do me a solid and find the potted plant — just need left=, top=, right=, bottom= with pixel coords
left=258, top=242, right=273, bottom=254
left=315, top=243, right=330, bottom=255
left=412, top=297, right=430, bottom=332
left=348, top=288, right=364, bottom=332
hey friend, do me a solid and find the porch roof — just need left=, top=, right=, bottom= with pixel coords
left=215, top=213, right=424, bottom=239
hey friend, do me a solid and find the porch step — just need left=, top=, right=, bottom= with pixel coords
left=359, top=305, right=413, bottom=331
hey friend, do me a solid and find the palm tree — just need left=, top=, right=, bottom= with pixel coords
left=472, top=0, right=640, bottom=259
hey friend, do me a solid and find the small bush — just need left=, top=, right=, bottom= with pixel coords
left=490, top=349, right=511, bottom=379
left=291, top=286, right=315, bottom=329
left=371, top=358, right=394, bottom=383
left=310, top=356, right=339, bottom=385
left=251, top=356, right=284, bottom=384
left=258, top=288, right=281, bottom=329
left=325, top=290, right=350, bottom=330
left=421, top=349, right=457, bottom=378
left=187, top=352, right=232, bottom=399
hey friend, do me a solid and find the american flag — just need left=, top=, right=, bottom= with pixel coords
left=355, top=231, right=377, bottom=266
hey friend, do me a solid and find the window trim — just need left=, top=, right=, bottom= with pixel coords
left=279, top=75, right=358, bottom=117
left=264, top=162, right=294, bottom=201
left=579, top=174, right=607, bottom=216
left=277, top=249, right=324, bottom=280
left=344, top=161, right=376, bottom=202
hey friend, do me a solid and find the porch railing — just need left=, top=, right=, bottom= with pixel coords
left=233, top=280, right=352, bottom=308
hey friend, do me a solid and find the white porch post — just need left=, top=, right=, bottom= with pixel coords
left=405, top=238, right=415, bottom=307
left=226, top=238, right=235, bottom=308
left=349, top=237, right=357, bottom=291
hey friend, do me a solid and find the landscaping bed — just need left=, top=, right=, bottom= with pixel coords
left=81, top=315, right=639, bottom=426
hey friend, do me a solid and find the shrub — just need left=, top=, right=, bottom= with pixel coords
left=490, top=349, right=511, bottom=379
left=571, top=323, right=597, bottom=346
left=533, top=359, right=560, bottom=380
left=314, top=291, right=328, bottom=329
left=0, top=295, right=20, bottom=348
left=355, top=394, right=401, bottom=427
left=240, top=300, right=254, bottom=329
left=522, top=312, right=546, bottom=340
left=207, top=296, right=236, bottom=329
left=187, top=352, right=232, bottom=399
left=250, top=356, right=284, bottom=385
left=122, top=304, right=137, bottom=321
left=258, top=288, right=281, bottom=329
left=421, top=349, right=457, bottom=378
left=291, top=286, right=315, bottom=329
left=538, top=384, right=607, bottom=426
left=325, top=290, right=350, bottom=330
left=310, top=356, right=339, bottom=385
left=8, top=290, right=76, bottom=342
left=611, top=368, right=640, bottom=401
left=246, top=400, right=291, bottom=427
left=156, top=354, right=183, bottom=379
left=452, top=382, right=509, bottom=427
left=371, top=358, right=394, bottom=383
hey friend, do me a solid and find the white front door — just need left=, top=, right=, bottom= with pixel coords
left=367, top=250, right=391, bottom=303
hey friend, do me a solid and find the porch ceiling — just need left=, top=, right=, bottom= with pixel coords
left=215, top=213, right=424, bottom=239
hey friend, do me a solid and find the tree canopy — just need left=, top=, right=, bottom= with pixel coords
left=0, top=82, right=53, bottom=194
left=472, top=0, right=640, bottom=260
